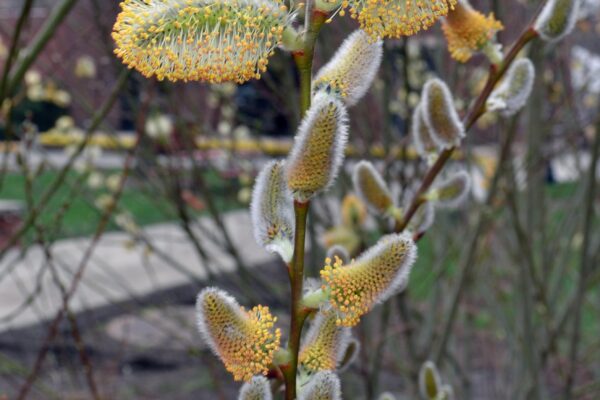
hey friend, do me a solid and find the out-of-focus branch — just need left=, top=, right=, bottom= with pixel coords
left=6, top=0, right=79, bottom=96
left=563, top=122, right=600, bottom=399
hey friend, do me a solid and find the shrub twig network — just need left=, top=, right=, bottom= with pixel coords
left=110, top=0, right=581, bottom=398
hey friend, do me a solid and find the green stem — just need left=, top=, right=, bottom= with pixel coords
left=284, top=200, right=310, bottom=400
left=282, top=6, right=327, bottom=399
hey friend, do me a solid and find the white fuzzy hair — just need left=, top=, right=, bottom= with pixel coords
left=250, top=160, right=295, bottom=262
left=487, top=58, right=535, bottom=117
left=314, top=30, right=383, bottom=107
left=285, top=91, right=349, bottom=202
left=238, top=376, right=273, bottom=400
left=299, top=311, right=352, bottom=370
left=195, top=287, right=244, bottom=361
left=352, top=160, right=394, bottom=215
left=421, top=78, right=465, bottom=149
left=534, top=0, right=581, bottom=42
left=433, top=169, right=472, bottom=209
left=299, top=371, right=342, bottom=400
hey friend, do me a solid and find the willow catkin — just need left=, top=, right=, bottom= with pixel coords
left=286, top=92, right=349, bottom=202
left=238, top=376, right=273, bottom=400
left=421, top=78, right=465, bottom=149
left=487, top=58, right=535, bottom=117
left=313, top=30, right=383, bottom=106
left=196, top=288, right=281, bottom=381
left=112, top=0, right=291, bottom=83
left=299, top=371, right=342, bottom=400
left=250, top=160, right=295, bottom=262
left=320, top=233, right=417, bottom=327
left=535, top=0, right=581, bottom=42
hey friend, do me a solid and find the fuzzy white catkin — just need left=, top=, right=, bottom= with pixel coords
left=535, top=0, right=581, bottom=42
left=419, top=361, right=442, bottom=399
left=313, top=30, right=383, bottom=107
left=352, top=161, right=395, bottom=215
left=411, top=103, right=440, bottom=157
left=487, top=58, right=535, bottom=117
left=238, top=376, right=273, bottom=400
left=299, top=371, right=342, bottom=400
left=421, top=78, right=465, bottom=149
left=285, top=92, right=349, bottom=202
left=250, top=160, right=295, bottom=262
left=432, top=170, right=472, bottom=209
left=409, top=200, right=435, bottom=235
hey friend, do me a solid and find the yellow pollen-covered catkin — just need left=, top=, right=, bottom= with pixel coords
left=313, top=30, right=382, bottom=106
left=325, top=0, right=457, bottom=40
left=196, top=288, right=281, bottom=381
left=441, top=0, right=503, bottom=63
left=320, top=233, right=417, bottom=327
left=286, top=92, right=349, bottom=202
left=352, top=161, right=394, bottom=216
left=299, top=311, right=351, bottom=372
left=112, top=0, right=291, bottom=83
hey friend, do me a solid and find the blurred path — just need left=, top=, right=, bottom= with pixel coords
left=0, top=210, right=275, bottom=332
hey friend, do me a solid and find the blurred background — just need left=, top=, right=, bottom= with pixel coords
left=0, top=0, right=599, bottom=399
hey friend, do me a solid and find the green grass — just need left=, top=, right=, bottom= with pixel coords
left=0, top=169, right=242, bottom=240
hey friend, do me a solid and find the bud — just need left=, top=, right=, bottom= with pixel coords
left=352, top=161, right=394, bottom=216
left=341, top=194, right=367, bottom=227
left=196, top=288, right=281, bottom=381
left=326, top=245, right=350, bottom=265
left=430, top=170, right=471, bottom=208
left=441, top=0, right=503, bottom=63
left=286, top=92, right=349, bottom=201
left=321, top=226, right=361, bottom=256
left=419, top=361, right=442, bottom=399
left=299, top=371, right=342, bottom=400
left=411, top=104, right=440, bottom=158
left=313, top=30, right=383, bottom=106
left=408, top=200, right=435, bottom=236
left=74, top=55, right=97, bottom=79
left=112, top=0, right=291, bottom=83
left=239, top=376, right=273, bottom=400
left=299, top=310, right=352, bottom=371
left=487, top=58, right=535, bottom=117
left=421, top=78, right=465, bottom=149
left=337, top=0, right=457, bottom=40
left=250, top=161, right=295, bottom=262
left=320, top=233, right=417, bottom=326
left=534, top=0, right=580, bottom=42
